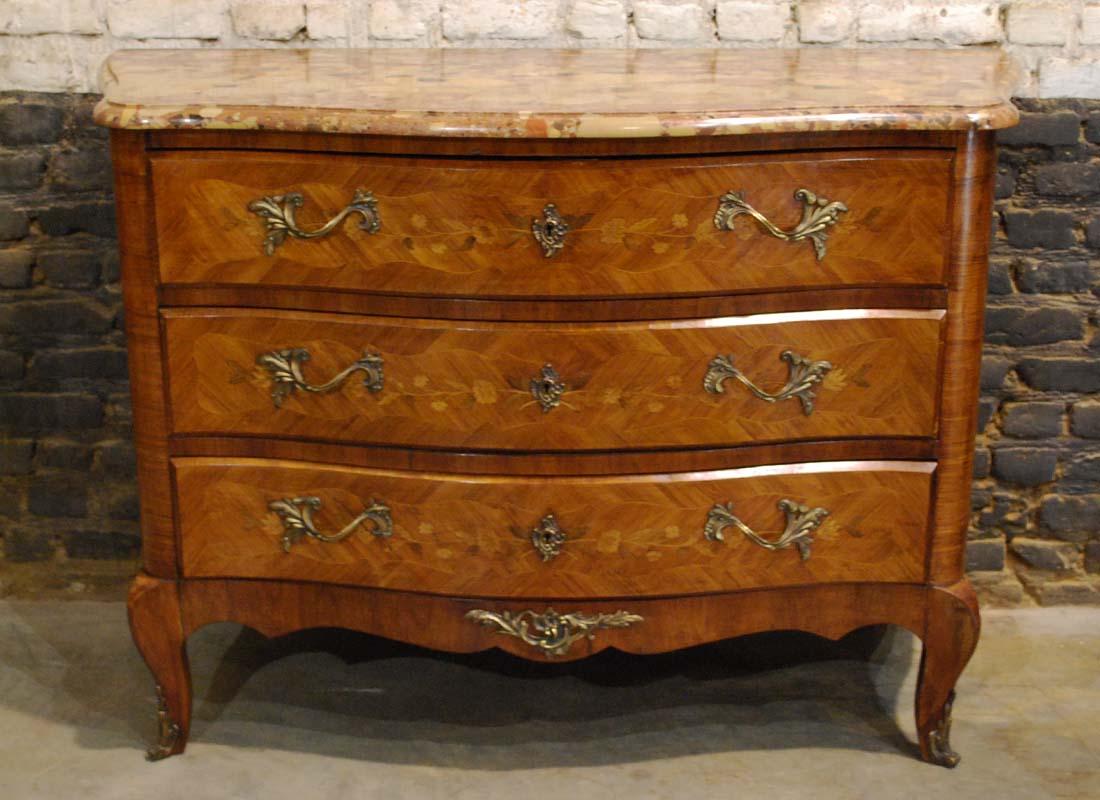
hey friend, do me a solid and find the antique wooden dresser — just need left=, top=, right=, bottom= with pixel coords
left=95, top=47, right=1018, bottom=765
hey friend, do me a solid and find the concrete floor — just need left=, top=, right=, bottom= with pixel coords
left=0, top=603, right=1096, bottom=800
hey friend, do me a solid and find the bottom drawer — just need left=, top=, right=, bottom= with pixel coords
left=174, top=457, right=934, bottom=598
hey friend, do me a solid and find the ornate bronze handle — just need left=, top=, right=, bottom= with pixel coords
left=465, top=608, right=643, bottom=658
left=256, top=348, right=384, bottom=408
left=713, top=188, right=847, bottom=261
left=704, top=498, right=829, bottom=561
left=530, top=363, right=566, bottom=413
left=530, top=514, right=567, bottom=561
left=247, top=188, right=381, bottom=255
left=704, top=349, right=832, bottom=416
left=269, top=495, right=393, bottom=552
left=531, top=203, right=570, bottom=257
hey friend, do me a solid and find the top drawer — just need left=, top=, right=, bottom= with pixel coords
left=151, top=150, right=951, bottom=299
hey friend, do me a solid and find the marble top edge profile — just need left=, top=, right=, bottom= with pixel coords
left=94, top=47, right=1021, bottom=139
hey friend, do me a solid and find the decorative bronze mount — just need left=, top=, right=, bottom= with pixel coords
left=268, top=496, right=393, bottom=552
left=928, top=691, right=961, bottom=768
left=704, top=498, right=830, bottom=561
left=530, top=363, right=567, bottom=413
left=247, top=188, right=381, bottom=255
left=145, top=684, right=181, bottom=762
left=531, top=203, right=570, bottom=257
left=530, top=514, right=567, bottom=561
left=256, top=348, right=384, bottom=408
left=713, top=187, right=848, bottom=261
left=704, top=349, right=833, bottom=416
left=465, top=608, right=643, bottom=657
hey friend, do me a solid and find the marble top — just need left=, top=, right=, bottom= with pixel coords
left=94, top=47, right=1019, bottom=138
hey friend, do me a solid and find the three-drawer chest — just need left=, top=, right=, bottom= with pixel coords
left=95, top=47, right=1018, bottom=765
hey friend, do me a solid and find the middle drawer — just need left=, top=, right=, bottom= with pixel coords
left=163, top=308, right=943, bottom=451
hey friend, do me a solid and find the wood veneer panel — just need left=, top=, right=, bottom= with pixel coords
left=152, top=149, right=951, bottom=299
left=175, top=576, right=966, bottom=668
left=145, top=128, right=960, bottom=156
left=111, top=131, right=177, bottom=578
left=174, top=457, right=933, bottom=597
left=163, top=308, right=944, bottom=452
left=928, top=130, right=997, bottom=584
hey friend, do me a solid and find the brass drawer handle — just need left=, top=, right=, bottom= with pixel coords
left=704, top=349, right=832, bottom=416
left=531, top=203, right=570, bottom=257
left=704, top=498, right=829, bottom=561
left=530, top=363, right=567, bottom=413
left=465, top=608, right=643, bottom=658
left=269, top=495, right=393, bottom=552
left=247, top=188, right=381, bottom=255
left=713, top=188, right=847, bottom=261
left=257, top=348, right=384, bottom=408
left=530, top=513, right=567, bottom=561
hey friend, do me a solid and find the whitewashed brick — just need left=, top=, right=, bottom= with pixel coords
left=306, top=0, right=350, bottom=39
left=0, top=0, right=103, bottom=35
left=634, top=1, right=711, bottom=41
left=0, top=33, right=111, bottom=92
left=3, top=0, right=1100, bottom=98
left=106, top=0, right=226, bottom=39
left=0, top=35, right=80, bottom=90
left=1007, top=3, right=1072, bottom=46
left=231, top=0, right=307, bottom=40
left=442, top=0, right=556, bottom=40
left=798, top=0, right=853, bottom=43
left=370, top=0, right=434, bottom=40
left=859, top=1, right=1001, bottom=45
left=567, top=0, right=627, bottom=39
left=1083, top=4, right=1100, bottom=45
left=931, top=1, right=1002, bottom=45
left=858, top=1, right=931, bottom=42
left=1039, top=56, right=1100, bottom=99
left=718, top=1, right=789, bottom=42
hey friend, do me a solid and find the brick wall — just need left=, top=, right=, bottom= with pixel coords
left=3, top=1, right=1100, bottom=98
left=975, top=98, right=1100, bottom=606
left=0, top=92, right=140, bottom=594
left=0, top=1, right=1098, bottom=604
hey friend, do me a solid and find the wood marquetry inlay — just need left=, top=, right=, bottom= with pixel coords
left=164, top=308, right=943, bottom=451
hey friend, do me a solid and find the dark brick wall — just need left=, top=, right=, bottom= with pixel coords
left=0, top=92, right=139, bottom=578
left=975, top=98, right=1100, bottom=605
left=0, top=92, right=1098, bottom=603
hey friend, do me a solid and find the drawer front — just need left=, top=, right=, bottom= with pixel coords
left=164, top=308, right=943, bottom=450
left=175, top=458, right=934, bottom=597
left=152, top=150, right=950, bottom=298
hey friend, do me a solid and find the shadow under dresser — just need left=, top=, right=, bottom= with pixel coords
left=93, top=46, right=1019, bottom=765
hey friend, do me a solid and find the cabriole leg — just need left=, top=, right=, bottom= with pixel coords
left=916, top=580, right=980, bottom=767
left=127, top=572, right=192, bottom=760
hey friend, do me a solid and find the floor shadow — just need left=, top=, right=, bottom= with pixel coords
left=0, top=600, right=917, bottom=767
left=186, top=621, right=917, bottom=766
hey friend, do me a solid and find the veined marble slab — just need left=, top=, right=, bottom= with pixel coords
left=95, top=47, right=1019, bottom=138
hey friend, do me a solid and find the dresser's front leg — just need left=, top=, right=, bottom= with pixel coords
left=128, top=573, right=192, bottom=760
left=915, top=579, right=980, bottom=767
